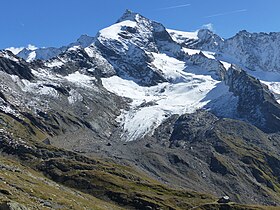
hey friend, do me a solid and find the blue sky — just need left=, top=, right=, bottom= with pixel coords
left=1, top=0, right=280, bottom=49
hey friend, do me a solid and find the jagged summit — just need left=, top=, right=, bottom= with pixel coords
left=197, top=29, right=219, bottom=41
left=117, top=9, right=139, bottom=23
left=0, top=50, right=33, bottom=80
left=115, top=9, right=168, bottom=35
left=234, top=29, right=251, bottom=36
left=72, top=34, right=95, bottom=48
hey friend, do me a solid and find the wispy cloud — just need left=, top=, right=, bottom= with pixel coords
left=157, top=4, right=191, bottom=11
left=205, top=9, right=247, bottom=18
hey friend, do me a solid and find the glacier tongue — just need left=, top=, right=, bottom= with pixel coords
left=102, top=53, right=233, bottom=141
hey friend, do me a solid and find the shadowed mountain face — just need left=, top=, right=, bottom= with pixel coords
left=0, top=10, right=280, bottom=209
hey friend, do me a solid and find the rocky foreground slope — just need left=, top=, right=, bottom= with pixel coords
left=0, top=10, right=280, bottom=209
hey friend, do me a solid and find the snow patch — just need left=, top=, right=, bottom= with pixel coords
left=45, top=60, right=64, bottom=68
left=65, top=71, right=97, bottom=88
left=84, top=47, right=96, bottom=58
left=220, top=61, right=231, bottom=70
left=183, top=48, right=200, bottom=56
left=38, top=86, right=59, bottom=97
left=68, top=90, right=83, bottom=104
left=202, top=51, right=216, bottom=59
left=67, top=45, right=81, bottom=52
left=27, top=51, right=36, bottom=62
left=262, top=81, right=280, bottom=96
left=0, top=51, right=19, bottom=62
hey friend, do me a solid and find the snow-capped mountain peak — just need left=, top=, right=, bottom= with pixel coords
left=1, top=10, right=280, bottom=208
left=2, top=10, right=280, bottom=140
left=71, top=34, right=95, bottom=48
left=117, top=9, right=139, bottom=23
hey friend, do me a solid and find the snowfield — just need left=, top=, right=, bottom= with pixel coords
left=65, top=71, right=97, bottom=87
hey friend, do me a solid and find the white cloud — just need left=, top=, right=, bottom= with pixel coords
left=27, top=44, right=38, bottom=51
left=201, top=23, right=214, bottom=32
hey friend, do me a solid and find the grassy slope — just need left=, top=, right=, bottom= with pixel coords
left=0, top=111, right=278, bottom=209
left=0, top=156, right=123, bottom=210
left=213, top=119, right=280, bottom=203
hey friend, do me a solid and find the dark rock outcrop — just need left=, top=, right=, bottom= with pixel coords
left=0, top=51, right=33, bottom=80
left=225, top=65, right=280, bottom=133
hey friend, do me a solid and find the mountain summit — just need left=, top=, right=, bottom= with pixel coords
left=1, top=11, right=280, bottom=208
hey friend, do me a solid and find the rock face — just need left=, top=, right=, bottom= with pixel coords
left=225, top=66, right=280, bottom=132
left=0, top=201, right=28, bottom=210
left=1, top=10, right=280, bottom=208
left=150, top=110, right=280, bottom=205
left=95, top=10, right=183, bottom=86
left=43, top=45, right=116, bottom=77
left=0, top=51, right=33, bottom=80
left=223, top=31, right=280, bottom=72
